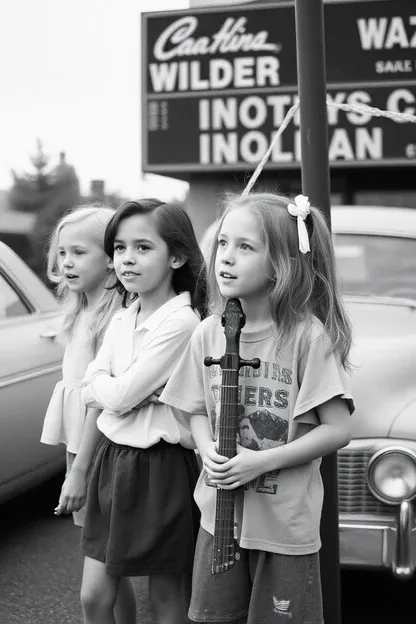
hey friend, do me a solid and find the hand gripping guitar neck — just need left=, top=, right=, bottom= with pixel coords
left=204, top=298, right=260, bottom=574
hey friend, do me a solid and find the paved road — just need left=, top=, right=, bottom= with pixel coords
left=0, top=475, right=155, bottom=624
left=0, top=475, right=413, bottom=623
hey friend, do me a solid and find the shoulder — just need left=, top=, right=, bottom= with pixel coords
left=191, top=314, right=222, bottom=339
left=292, top=316, right=334, bottom=362
left=109, top=299, right=139, bottom=325
left=168, top=305, right=201, bottom=334
left=296, top=315, right=328, bottom=344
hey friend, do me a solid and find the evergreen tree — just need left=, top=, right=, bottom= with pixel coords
left=9, top=141, right=81, bottom=282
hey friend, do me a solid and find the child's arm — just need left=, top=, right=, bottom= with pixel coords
left=54, top=407, right=102, bottom=515
left=82, top=318, right=196, bottom=415
left=190, top=415, right=226, bottom=461
left=204, top=396, right=351, bottom=489
left=81, top=318, right=117, bottom=409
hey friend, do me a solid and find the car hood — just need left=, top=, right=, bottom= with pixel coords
left=344, top=298, right=416, bottom=439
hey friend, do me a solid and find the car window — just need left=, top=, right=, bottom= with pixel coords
left=0, top=273, right=30, bottom=318
left=333, top=234, right=416, bottom=300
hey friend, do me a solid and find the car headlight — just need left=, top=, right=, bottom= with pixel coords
left=366, top=447, right=416, bottom=505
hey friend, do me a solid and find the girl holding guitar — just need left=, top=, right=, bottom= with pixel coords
left=161, top=192, right=354, bottom=624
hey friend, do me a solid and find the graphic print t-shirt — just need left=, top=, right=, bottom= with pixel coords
left=161, top=315, right=354, bottom=555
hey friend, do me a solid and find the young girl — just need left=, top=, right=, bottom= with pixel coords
left=79, top=198, right=207, bottom=624
left=161, top=192, right=355, bottom=624
left=40, top=205, right=136, bottom=624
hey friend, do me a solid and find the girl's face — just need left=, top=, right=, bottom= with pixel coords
left=215, top=206, right=273, bottom=302
left=58, top=221, right=110, bottom=298
left=113, top=213, right=178, bottom=296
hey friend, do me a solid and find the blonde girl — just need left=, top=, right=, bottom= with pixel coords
left=40, top=205, right=135, bottom=624
left=161, top=192, right=355, bottom=624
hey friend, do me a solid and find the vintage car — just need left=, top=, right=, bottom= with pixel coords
left=0, top=241, right=65, bottom=503
left=332, top=205, right=416, bottom=580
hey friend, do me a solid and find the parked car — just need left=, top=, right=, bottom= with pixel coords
left=200, top=204, right=416, bottom=579
left=333, top=206, right=416, bottom=580
left=0, top=241, right=65, bottom=503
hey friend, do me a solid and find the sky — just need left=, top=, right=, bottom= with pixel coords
left=0, top=0, right=190, bottom=201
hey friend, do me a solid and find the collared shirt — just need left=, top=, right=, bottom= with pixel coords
left=81, top=292, right=200, bottom=448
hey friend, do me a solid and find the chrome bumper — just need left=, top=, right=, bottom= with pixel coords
left=339, top=501, right=416, bottom=579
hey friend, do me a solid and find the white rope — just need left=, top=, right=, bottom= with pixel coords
left=242, top=98, right=416, bottom=196
left=326, top=99, right=416, bottom=124
left=241, top=100, right=300, bottom=197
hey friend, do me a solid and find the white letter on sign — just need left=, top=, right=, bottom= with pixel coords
left=387, top=89, right=415, bottom=122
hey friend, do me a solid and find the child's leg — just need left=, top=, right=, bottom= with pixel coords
left=148, top=574, right=188, bottom=624
left=80, top=556, right=120, bottom=624
left=114, top=577, right=137, bottom=624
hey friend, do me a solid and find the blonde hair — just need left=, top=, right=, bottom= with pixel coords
left=47, top=204, right=122, bottom=352
left=206, top=192, right=353, bottom=370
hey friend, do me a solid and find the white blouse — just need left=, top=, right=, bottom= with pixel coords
left=81, top=292, right=200, bottom=449
left=41, top=311, right=100, bottom=454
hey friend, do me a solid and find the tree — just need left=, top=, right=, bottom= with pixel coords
left=9, top=141, right=81, bottom=282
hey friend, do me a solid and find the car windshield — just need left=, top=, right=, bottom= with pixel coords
left=333, top=234, right=416, bottom=300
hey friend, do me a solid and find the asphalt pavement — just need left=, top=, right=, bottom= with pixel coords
left=0, top=475, right=414, bottom=624
left=0, top=475, right=155, bottom=624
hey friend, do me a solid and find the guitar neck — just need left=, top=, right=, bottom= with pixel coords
left=208, top=298, right=248, bottom=574
left=217, top=355, right=239, bottom=459
left=212, top=358, right=239, bottom=573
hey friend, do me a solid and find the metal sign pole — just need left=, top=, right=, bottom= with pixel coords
left=294, top=1, right=341, bottom=623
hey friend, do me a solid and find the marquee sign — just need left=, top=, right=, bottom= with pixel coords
left=142, top=0, right=416, bottom=172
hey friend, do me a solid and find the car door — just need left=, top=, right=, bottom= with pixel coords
left=0, top=267, right=64, bottom=497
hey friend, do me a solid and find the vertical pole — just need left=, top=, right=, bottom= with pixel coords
left=294, top=2, right=341, bottom=624
left=294, top=0, right=331, bottom=222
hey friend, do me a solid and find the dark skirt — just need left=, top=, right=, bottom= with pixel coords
left=81, top=436, right=201, bottom=577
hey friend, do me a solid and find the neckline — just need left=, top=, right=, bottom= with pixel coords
left=240, top=323, right=275, bottom=343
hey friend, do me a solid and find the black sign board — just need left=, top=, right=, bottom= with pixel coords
left=142, top=0, right=416, bottom=172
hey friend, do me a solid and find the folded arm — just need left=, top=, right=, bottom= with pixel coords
left=82, top=319, right=195, bottom=414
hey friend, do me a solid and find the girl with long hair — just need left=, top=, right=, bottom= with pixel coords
left=161, top=192, right=354, bottom=624
left=41, top=205, right=137, bottom=623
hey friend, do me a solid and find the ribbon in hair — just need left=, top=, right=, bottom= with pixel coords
left=287, top=195, right=311, bottom=254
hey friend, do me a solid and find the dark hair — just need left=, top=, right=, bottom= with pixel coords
left=104, top=198, right=208, bottom=318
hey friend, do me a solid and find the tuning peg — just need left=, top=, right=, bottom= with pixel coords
left=240, top=358, right=260, bottom=369
left=204, top=356, right=221, bottom=367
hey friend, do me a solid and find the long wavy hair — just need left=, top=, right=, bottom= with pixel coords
left=206, top=192, right=353, bottom=370
left=104, top=198, right=208, bottom=319
left=47, top=204, right=122, bottom=351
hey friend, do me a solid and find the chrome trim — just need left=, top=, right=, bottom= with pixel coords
left=339, top=522, right=391, bottom=531
left=343, top=294, right=416, bottom=309
left=344, top=439, right=416, bottom=454
left=0, top=364, right=62, bottom=389
left=39, top=330, right=58, bottom=339
left=339, top=440, right=416, bottom=578
left=339, top=519, right=416, bottom=577
left=366, top=447, right=416, bottom=505
left=394, top=501, right=414, bottom=579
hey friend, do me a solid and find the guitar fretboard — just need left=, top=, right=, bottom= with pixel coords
left=212, top=357, right=239, bottom=574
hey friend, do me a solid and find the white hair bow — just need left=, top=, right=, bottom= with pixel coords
left=287, top=195, right=311, bottom=254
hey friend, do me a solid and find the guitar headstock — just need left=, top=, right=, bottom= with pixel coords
left=221, top=298, right=246, bottom=356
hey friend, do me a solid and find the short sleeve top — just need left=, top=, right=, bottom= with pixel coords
left=41, top=311, right=98, bottom=454
left=161, top=314, right=354, bottom=555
